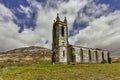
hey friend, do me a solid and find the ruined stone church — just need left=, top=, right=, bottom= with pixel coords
left=52, top=14, right=110, bottom=64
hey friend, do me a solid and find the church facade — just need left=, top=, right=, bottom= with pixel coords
left=52, top=14, right=111, bottom=64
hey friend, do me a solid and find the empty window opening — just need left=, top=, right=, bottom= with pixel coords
left=80, top=48, right=83, bottom=61
left=88, top=50, right=91, bottom=61
left=63, top=51, right=65, bottom=57
left=102, top=52, right=104, bottom=60
left=61, top=26, right=64, bottom=37
left=95, top=51, right=98, bottom=61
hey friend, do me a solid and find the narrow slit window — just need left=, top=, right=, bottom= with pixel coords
left=63, top=51, right=65, bottom=57
left=80, top=48, right=83, bottom=62
left=88, top=50, right=91, bottom=61
left=102, top=52, right=104, bottom=60
left=95, top=51, right=98, bottom=61
left=61, top=26, right=64, bottom=37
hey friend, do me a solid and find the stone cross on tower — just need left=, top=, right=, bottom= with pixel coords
left=52, top=14, right=68, bottom=64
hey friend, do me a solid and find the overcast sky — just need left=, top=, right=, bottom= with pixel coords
left=0, top=0, right=120, bottom=56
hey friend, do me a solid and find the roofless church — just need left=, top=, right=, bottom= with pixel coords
left=52, top=14, right=111, bottom=64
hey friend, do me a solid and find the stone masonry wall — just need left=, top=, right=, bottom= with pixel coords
left=70, top=46, right=109, bottom=64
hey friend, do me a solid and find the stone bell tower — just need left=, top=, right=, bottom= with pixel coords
left=52, top=14, right=68, bottom=64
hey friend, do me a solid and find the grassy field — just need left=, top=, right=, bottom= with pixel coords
left=0, top=63, right=120, bottom=80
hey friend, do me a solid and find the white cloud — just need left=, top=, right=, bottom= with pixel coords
left=0, top=3, right=24, bottom=51
left=69, top=10, right=120, bottom=56
left=18, top=5, right=32, bottom=18
left=28, top=0, right=91, bottom=30
left=76, top=1, right=110, bottom=23
left=0, top=3, right=49, bottom=51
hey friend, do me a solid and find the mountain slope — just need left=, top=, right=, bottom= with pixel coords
left=0, top=46, right=52, bottom=65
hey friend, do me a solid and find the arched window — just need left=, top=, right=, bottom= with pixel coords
left=61, top=26, right=64, bottom=37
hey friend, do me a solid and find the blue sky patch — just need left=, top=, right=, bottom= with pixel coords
left=0, top=0, right=37, bottom=33
left=97, top=0, right=120, bottom=11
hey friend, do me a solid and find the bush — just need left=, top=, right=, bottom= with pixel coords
left=101, top=60, right=107, bottom=64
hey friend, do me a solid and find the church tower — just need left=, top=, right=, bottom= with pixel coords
left=52, top=14, right=68, bottom=64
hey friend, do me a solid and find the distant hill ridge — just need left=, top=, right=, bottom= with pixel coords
left=112, top=56, right=120, bottom=63
left=0, top=46, right=52, bottom=65
left=1, top=46, right=51, bottom=53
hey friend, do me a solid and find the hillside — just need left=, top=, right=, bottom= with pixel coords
left=0, top=46, right=52, bottom=65
left=112, top=56, right=120, bottom=63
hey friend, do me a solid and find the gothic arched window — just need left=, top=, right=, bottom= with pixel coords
left=61, top=26, right=64, bottom=37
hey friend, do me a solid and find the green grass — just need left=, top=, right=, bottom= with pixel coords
left=0, top=63, right=120, bottom=80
